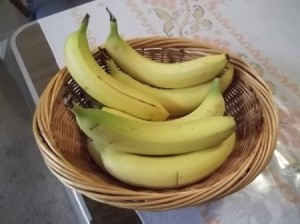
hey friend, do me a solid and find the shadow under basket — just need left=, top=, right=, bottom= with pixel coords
left=32, top=37, right=278, bottom=211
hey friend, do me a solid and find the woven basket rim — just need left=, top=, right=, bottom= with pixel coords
left=32, top=36, right=279, bottom=210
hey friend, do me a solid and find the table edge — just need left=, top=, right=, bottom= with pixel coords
left=9, top=21, right=95, bottom=224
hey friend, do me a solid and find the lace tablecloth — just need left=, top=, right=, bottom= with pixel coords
left=38, top=0, right=300, bottom=223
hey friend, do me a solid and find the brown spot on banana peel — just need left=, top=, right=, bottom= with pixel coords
left=225, top=53, right=230, bottom=60
left=89, top=124, right=99, bottom=130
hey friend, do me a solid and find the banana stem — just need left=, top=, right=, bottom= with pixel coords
left=211, top=78, right=221, bottom=94
left=106, top=7, right=116, bottom=22
left=64, top=94, right=75, bottom=108
left=79, top=13, right=89, bottom=33
left=106, top=58, right=120, bottom=74
left=106, top=8, right=119, bottom=39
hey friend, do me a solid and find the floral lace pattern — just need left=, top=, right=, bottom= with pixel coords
left=129, top=0, right=300, bottom=223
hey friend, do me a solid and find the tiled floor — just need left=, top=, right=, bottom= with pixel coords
left=0, top=39, right=8, bottom=59
left=0, top=2, right=142, bottom=224
left=0, top=2, right=77, bottom=224
left=0, top=61, right=78, bottom=224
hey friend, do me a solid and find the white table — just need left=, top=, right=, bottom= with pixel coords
left=7, top=0, right=300, bottom=223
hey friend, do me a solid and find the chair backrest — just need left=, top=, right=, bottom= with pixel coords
left=9, top=0, right=94, bottom=20
left=9, top=0, right=32, bottom=19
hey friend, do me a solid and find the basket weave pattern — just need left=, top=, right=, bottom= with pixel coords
left=32, top=37, right=278, bottom=211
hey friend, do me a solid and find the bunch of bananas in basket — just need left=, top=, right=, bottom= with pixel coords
left=64, top=9, right=237, bottom=189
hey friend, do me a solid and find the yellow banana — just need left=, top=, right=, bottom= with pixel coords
left=87, top=133, right=236, bottom=189
left=102, top=76, right=226, bottom=122
left=64, top=14, right=169, bottom=121
left=71, top=104, right=236, bottom=155
left=105, top=8, right=229, bottom=88
left=106, top=58, right=234, bottom=117
left=220, top=63, right=234, bottom=92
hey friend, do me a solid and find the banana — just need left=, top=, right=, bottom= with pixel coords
left=101, top=107, right=141, bottom=121
left=182, top=77, right=225, bottom=121
left=71, top=104, right=236, bottom=155
left=106, top=57, right=234, bottom=117
left=102, top=76, right=226, bottom=122
left=105, top=8, right=229, bottom=88
left=87, top=133, right=236, bottom=189
left=220, top=63, right=235, bottom=92
left=87, top=139, right=105, bottom=170
left=64, top=14, right=169, bottom=121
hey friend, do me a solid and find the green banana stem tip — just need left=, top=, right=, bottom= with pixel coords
left=79, top=13, right=90, bottom=32
left=69, top=103, right=87, bottom=118
left=105, top=8, right=119, bottom=38
left=64, top=94, right=82, bottom=114
left=106, top=7, right=116, bottom=22
left=106, top=59, right=119, bottom=73
left=211, top=78, right=221, bottom=93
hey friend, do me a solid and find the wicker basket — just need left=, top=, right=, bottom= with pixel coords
left=32, top=37, right=278, bottom=211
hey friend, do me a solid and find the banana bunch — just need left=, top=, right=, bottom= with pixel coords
left=64, top=12, right=237, bottom=189
left=105, top=57, right=234, bottom=117
left=70, top=77, right=236, bottom=189
left=64, top=14, right=169, bottom=121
